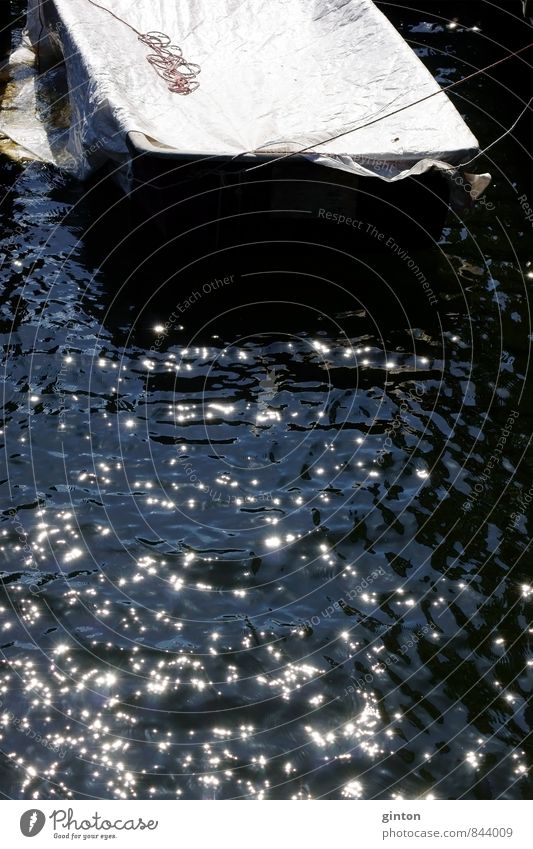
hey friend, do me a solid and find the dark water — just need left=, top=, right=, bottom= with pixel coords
left=0, top=2, right=532, bottom=800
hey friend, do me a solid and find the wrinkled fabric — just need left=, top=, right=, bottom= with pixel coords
left=4, top=0, right=479, bottom=180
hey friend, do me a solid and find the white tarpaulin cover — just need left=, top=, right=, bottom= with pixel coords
left=2, top=0, right=480, bottom=181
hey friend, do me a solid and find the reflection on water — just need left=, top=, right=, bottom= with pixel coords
left=0, top=2, right=532, bottom=799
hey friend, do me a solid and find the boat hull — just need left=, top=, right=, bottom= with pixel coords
left=125, top=132, right=451, bottom=256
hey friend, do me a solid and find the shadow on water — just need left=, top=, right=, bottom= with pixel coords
left=78, top=168, right=458, bottom=351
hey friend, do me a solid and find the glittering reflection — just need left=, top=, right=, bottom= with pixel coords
left=1, top=13, right=533, bottom=797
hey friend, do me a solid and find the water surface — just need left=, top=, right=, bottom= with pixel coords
left=0, top=1, right=532, bottom=800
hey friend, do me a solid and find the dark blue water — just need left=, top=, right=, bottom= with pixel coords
left=0, top=1, right=532, bottom=799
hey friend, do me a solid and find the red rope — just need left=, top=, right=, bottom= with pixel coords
left=85, top=2, right=200, bottom=95
left=138, top=31, right=200, bottom=95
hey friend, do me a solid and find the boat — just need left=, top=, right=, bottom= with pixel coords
left=2, top=0, right=487, bottom=250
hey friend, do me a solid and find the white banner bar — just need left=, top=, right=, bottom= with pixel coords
left=3, top=800, right=531, bottom=848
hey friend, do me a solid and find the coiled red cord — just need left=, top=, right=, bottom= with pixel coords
left=138, top=31, right=200, bottom=95
left=85, top=2, right=200, bottom=95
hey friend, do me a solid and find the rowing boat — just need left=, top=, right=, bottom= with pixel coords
left=2, top=0, right=487, bottom=246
